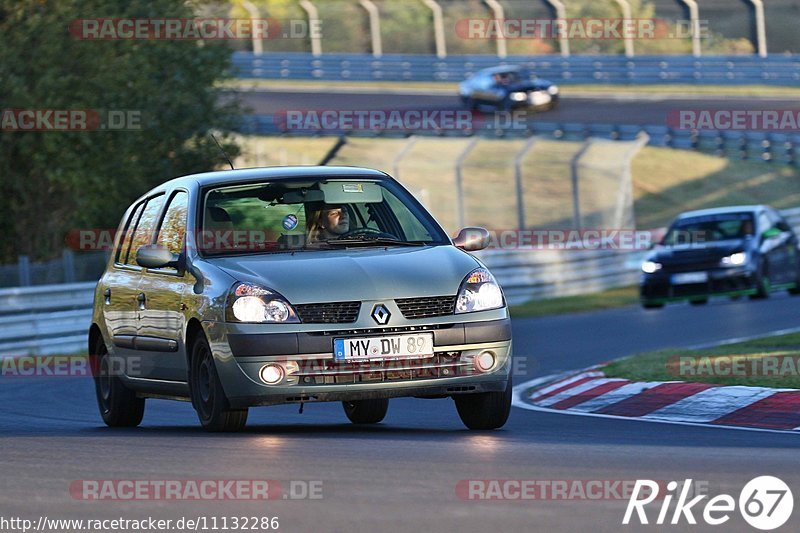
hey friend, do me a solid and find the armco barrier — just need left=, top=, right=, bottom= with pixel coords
left=3, top=208, right=799, bottom=354
left=232, top=52, right=800, bottom=85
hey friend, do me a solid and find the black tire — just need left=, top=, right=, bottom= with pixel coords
left=342, top=399, right=389, bottom=424
left=454, top=377, right=512, bottom=430
left=689, top=299, right=708, bottom=306
left=461, top=96, right=475, bottom=110
left=189, top=333, right=248, bottom=432
left=750, top=260, right=771, bottom=299
left=92, top=338, right=145, bottom=427
left=789, top=266, right=800, bottom=295
left=642, top=302, right=664, bottom=309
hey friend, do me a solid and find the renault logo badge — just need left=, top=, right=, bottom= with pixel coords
left=371, top=304, right=391, bottom=325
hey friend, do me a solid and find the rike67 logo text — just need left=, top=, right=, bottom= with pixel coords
left=624, top=477, right=793, bottom=530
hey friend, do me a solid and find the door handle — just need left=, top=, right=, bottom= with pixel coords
left=136, top=292, right=146, bottom=310
left=103, top=288, right=111, bottom=305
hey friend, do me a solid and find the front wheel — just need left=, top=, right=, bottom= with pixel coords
left=342, top=399, right=389, bottom=424
left=454, top=378, right=512, bottom=430
left=189, top=333, right=248, bottom=432
left=750, top=261, right=771, bottom=299
left=92, top=339, right=145, bottom=427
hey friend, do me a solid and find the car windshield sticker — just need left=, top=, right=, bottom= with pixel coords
left=342, top=183, right=363, bottom=193
left=282, top=214, right=298, bottom=231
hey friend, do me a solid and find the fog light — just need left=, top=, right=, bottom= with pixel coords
left=475, top=351, right=496, bottom=372
left=260, top=364, right=285, bottom=385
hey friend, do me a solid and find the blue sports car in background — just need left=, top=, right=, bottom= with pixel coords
left=458, top=65, right=560, bottom=112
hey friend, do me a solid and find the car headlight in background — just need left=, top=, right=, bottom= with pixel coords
left=641, top=261, right=662, bottom=274
left=510, top=92, right=528, bottom=102
left=547, top=85, right=559, bottom=95
left=456, top=268, right=505, bottom=313
left=226, top=283, right=299, bottom=323
left=721, top=252, right=747, bottom=267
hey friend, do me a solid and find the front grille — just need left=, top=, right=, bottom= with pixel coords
left=295, top=301, right=360, bottom=324
left=395, top=296, right=457, bottom=319
left=293, top=353, right=472, bottom=385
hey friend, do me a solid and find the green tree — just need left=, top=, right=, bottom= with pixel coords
left=0, top=0, right=241, bottom=262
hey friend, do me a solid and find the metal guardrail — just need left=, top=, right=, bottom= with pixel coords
left=3, top=209, right=800, bottom=355
left=232, top=52, right=800, bottom=85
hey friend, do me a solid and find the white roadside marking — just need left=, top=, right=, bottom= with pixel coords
left=567, top=381, right=663, bottom=413
left=642, top=386, right=778, bottom=423
left=527, top=370, right=604, bottom=401
left=535, top=378, right=625, bottom=407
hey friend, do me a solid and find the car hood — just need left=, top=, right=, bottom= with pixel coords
left=648, top=240, right=748, bottom=265
left=208, top=245, right=481, bottom=303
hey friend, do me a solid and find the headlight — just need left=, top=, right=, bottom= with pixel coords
left=721, top=252, right=747, bottom=267
left=226, top=283, right=299, bottom=323
left=642, top=261, right=662, bottom=274
left=510, top=92, right=528, bottom=102
left=547, top=85, right=559, bottom=95
left=456, top=268, right=505, bottom=313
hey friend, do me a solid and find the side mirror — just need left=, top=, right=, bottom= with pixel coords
left=453, top=227, right=491, bottom=252
left=136, top=244, right=179, bottom=269
left=762, top=227, right=782, bottom=240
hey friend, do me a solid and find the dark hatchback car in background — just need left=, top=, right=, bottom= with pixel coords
left=640, top=205, right=800, bottom=308
left=458, top=65, right=559, bottom=112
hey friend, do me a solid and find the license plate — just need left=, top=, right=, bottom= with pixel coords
left=333, top=333, right=434, bottom=362
left=671, top=272, right=709, bottom=284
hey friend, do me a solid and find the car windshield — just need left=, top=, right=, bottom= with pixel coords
left=199, top=178, right=449, bottom=255
left=662, top=212, right=756, bottom=245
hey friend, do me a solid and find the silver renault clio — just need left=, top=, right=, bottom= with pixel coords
left=89, top=166, right=512, bottom=432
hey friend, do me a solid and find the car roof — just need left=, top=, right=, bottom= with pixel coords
left=150, top=166, right=391, bottom=194
left=675, top=205, right=767, bottom=220
left=476, top=65, right=524, bottom=76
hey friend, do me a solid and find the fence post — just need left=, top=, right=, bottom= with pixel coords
left=612, top=0, right=635, bottom=57
left=570, top=139, right=594, bottom=229
left=241, top=0, right=264, bottom=55
left=62, top=249, right=76, bottom=283
left=678, top=0, right=702, bottom=57
left=421, top=0, right=447, bottom=59
left=454, top=137, right=480, bottom=229
left=613, top=132, right=649, bottom=229
left=17, top=255, right=31, bottom=286
left=358, top=0, right=383, bottom=58
left=484, top=0, right=507, bottom=59
left=543, top=0, right=570, bottom=57
left=513, top=136, right=538, bottom=230
left=299, top=0, right=322, bottom=57
left=392, top=136, right=419, bottom=181
left=747, top=0, right=768, bottom=58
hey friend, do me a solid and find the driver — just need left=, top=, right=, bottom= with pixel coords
left=307, top=203, right=350, bottom=242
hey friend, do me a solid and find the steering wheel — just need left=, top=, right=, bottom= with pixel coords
left=337, top=227, right=398, bottom=240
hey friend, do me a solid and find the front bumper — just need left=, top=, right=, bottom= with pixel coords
left=204, top=315, right=513, bottom=408
left=640, top=267, right=757, bottom=304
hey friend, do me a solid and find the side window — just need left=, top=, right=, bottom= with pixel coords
left=115, top=201, right=145, bottom=265
left=125, top=194, right=165, bottom=266
left=758, top=212, right=771, bottom=234
left=155, top=191, right=189, bottom=268
left=768, top=210, right=791, bottom=232
left=383, top=190, right=434, bottom=241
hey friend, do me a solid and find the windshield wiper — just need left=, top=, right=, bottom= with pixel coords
left=323, top=236, right=426, bottom=247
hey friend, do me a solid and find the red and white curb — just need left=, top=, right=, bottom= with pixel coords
left=513, top=367, right=800, bottom=435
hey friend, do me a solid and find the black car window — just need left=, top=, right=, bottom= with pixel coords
left=115, top=201, right=145, bottom=265
left=153, top=191, right=189, bottom=273
left=664, top=212, right=755, bottom=245
left=126, top=194, right=165, bottom=266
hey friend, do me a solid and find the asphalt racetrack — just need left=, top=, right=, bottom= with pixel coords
left=235, top=88, right=799, bottom=127
left=3, top=295, right=800, bottom=532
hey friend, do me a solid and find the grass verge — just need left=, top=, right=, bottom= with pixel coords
left=510, top=285, right=638, bottom=318
left=604, top=332, right=800, bottom=389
